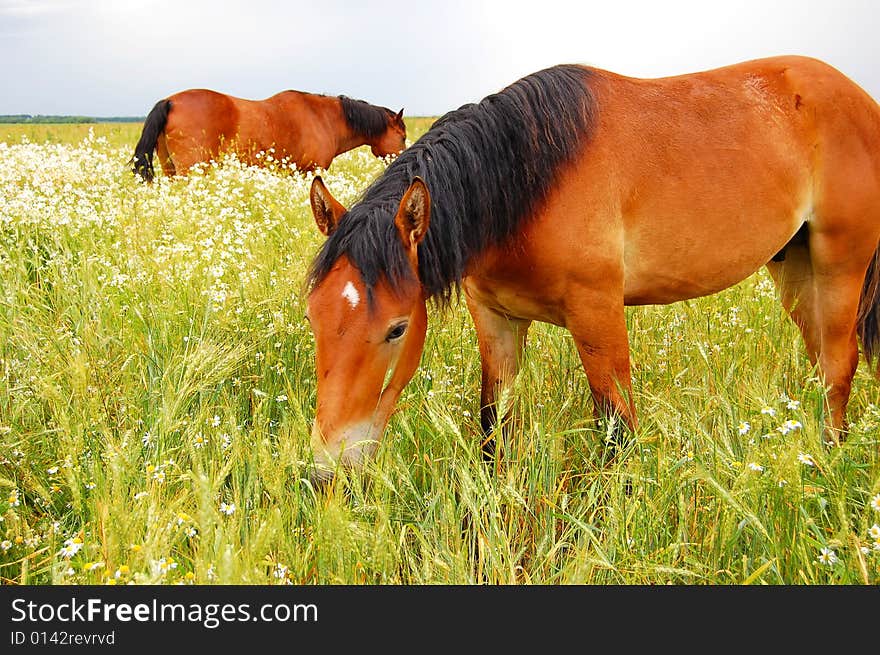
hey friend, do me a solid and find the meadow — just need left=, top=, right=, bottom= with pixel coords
left=0, top=121, right=878, bottom=586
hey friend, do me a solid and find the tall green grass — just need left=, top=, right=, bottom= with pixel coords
left=0, top=123, right=878, bottom=585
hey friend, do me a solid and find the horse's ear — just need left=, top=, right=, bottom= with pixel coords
left=310, top=176, right=347, bottom=237
left=395, top=108, right=404, bottom=122
left=394, top=177, right=430, bottom=251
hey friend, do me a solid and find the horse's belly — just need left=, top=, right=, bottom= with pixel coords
left=623, top=258, right=766, bottom=305
left=622, top=206, right=808, bottom=305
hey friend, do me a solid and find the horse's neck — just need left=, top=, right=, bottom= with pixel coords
left=333, top=113, right=372, bottom=156
left=335, top=131, right=371, bottom=156
left=333, top=96, right=389, bottom=156
left=276, top=93, right=371, bottom=156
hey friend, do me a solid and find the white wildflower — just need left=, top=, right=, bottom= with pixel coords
left=797, top=452, right=816, bottom=467
left=59, top=537, right=84, bottom=558
left=817, top=547, right=837, bottom=566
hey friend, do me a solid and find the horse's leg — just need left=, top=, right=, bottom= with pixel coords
left=156, top=131, right=175, bottom=177
left=465, top=294, right=531, bottom=461
left=161, top=137, right=201, bottom=176
left=565, top=292, right=637, bottom=447
left=807, top=231, right=873, bottom=442
left=767, top=229, right=866, bottom=441
left=163, top=130, right=221, bottom=175
left=765, top=239, right=820, bottom=365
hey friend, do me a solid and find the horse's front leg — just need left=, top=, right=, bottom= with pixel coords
left=464, top=293, right=531, bottom=461
left=564, top=289, right=637, bottom=450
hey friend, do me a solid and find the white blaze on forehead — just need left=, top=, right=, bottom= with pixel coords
left=341, top=280, right=360, bottom=309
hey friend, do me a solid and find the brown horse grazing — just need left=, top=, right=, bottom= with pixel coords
left=304, top=56, right=880, bottom=481
left=131, top=89, right=407, bottom=181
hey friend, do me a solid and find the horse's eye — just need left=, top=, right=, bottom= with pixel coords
left=386, top=322, right=408, bottom=342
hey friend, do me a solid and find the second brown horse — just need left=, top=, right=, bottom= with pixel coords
left=132, top=88, right=407, bottom=181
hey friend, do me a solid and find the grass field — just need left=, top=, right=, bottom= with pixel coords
left=1, top=122, right=878, bottom=585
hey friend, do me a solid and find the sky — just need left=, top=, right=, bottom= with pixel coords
left=1, top=0, right=879, bottom=117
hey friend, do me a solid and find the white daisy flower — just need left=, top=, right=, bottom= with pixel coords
left=777, top=420, right=803, bottom=435
left=59, top=537, right=83, bottom=558
left=797, top=452, right=816, bottom=467
left=818, top=547, right=837, bottom=566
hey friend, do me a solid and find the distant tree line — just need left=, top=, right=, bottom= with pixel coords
left=0, top=115, right=145, bottom=124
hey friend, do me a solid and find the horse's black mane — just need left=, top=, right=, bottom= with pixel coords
left=339, top=95, right=400, bottom=139
left=310, top=65, right=597, bottom=306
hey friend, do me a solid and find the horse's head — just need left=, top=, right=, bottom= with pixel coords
left=306, top=175, right=430, bottom=481
left=370, top=109, right=407, bottom=158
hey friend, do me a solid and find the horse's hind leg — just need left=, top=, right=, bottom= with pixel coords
left=766, top=236, right=820, bottom=365
left=808, top=229, right=874, bottom=441
left=764, top=234, right=857, bottom=438
left=156, top=131, right=176, bottom=177
left=464, top=292, right=531, bottom=461
left=768, top=224, right=869, bottom=441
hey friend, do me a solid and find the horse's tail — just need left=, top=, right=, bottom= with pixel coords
left=131, top=99, right=171, bottom=181
left=857, top=239, right=880, bottom=375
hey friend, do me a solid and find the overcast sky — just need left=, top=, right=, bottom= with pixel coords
left=1, top=0, right=878, bottom=117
